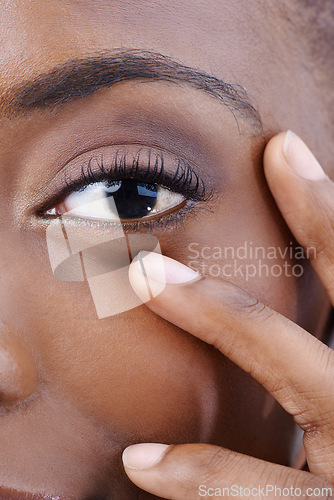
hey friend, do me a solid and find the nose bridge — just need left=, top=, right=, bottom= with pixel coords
left=0, top=322, right=38, bottom=404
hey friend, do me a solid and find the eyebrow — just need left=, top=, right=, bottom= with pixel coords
left=0, top=49, right=262, bottom=133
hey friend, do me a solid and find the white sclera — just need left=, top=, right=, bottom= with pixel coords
left=64, top=197, right=124, bottom=255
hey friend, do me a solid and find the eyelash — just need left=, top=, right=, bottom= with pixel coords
left=39, top=148, right=208, bottom=232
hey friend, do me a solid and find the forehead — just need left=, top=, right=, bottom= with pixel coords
left=1, top=0, right=286, bottom=85
left=0, top=0, right=329, bottom=154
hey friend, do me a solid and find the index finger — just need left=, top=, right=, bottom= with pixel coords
left=129, top=253, right=334, bottom=480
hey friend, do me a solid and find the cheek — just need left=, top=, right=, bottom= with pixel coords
left=165, top=160, right=329, bottom=335
left=28, top=276, right=297, bottom=465
left=29, top=282, right=226, bottom=444
left=11, top=235, right=297, bottom=465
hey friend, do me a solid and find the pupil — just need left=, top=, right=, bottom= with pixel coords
left=105, top=180, right=158, bottom=219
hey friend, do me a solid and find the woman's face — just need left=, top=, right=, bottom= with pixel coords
left=0, top=1, right=333, bottom=498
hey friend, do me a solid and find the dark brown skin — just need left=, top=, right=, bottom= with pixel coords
left=0, top=1, right=332, bottom=498
left=123, top=132, right=334, bottom=497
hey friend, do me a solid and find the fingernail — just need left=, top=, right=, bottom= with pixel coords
left=283, top=130, right=327, bottom=180
left=122, top=443, right=169, bottom=470
left=137, top=251, right=201, bottom=284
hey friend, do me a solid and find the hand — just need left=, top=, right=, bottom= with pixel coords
left=122, top=131, right=334, bottom=499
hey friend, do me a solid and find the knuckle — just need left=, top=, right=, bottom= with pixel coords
left=209, top=279, right=278, bottom=327
left=200, top=448, right=240, bottom=486
left=296, top=402, right=334, bottom=432
left=237, top=296, right=278, bottom=325
left=201, top=448, right=229, bottom=482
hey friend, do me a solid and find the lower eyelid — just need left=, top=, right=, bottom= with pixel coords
left=119, top=200, right=195, bottom=233
left=49, top=198, right=195, bottom=235
left=120, top=198, right=188, bottom=223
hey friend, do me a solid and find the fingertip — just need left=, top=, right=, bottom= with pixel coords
left=128, top=254, right=152, bottom=303
left=263, top=130, right=328, bottom=183
left=122, top=443, right=170, bottom=470
left=129, top=252, right=202, bottom=307
left=128, top=251, right=167, bottom=303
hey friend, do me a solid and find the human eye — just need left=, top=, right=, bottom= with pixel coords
left=47, top=179, right=185, bottom=220
left=40, top=146, right=207, bottom=231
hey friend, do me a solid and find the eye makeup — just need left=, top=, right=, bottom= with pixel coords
left=36, top=145, right=210, bottom=233
left=16, top=80, right=242, bottom=237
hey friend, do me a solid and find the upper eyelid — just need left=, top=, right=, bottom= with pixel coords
left=75, top=147, right=205, bottom=197
left=37, top=145, right=208, bottom=215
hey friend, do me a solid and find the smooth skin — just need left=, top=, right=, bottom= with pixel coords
left=124, top=132, right=334, bottom=498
